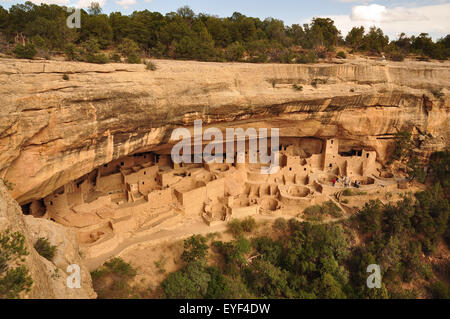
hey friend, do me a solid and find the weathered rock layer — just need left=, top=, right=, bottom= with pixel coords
left=0, top=58, right=449, bottom=204
left=0, top=182, right=96, bottom=298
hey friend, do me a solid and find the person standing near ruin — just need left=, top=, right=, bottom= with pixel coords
left=332, top=178, right=336, bottom=187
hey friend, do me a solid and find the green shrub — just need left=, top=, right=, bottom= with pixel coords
left=110, top=53, right=121, bottom=62
left=428, top=151, right=449, bottom=188
left=416, top=56, right=430, bottom=62
left=80, top=39, right=109, bottom=64
left=205, top=232, right=220, bottom=241
left=90, top=267, right=108, bottom=281
left=293, top=84, right=303, bottom=91
left=227, top=219, right=243, bottom=237
left=0, top=266, right=33, bottom=299
left=241, top=217, right=257, bottom=233
left=273, top=218, right=287, bottom=231
left=356, top=200, right=383, bottom=233
left=322, top=201, right=343, bottom=218
left=32, top=35, right=47, bottom=50
left=0, top=178, right=14, bottom=191
left=407, top=156, right=426, bottom=182
left=118, top=38, right=141, bottom=64
left=162, top=261, right=212, bottom=298
left=311, top=78, right=327, bottom=88
left=205, top=266, right=232, bottom=298
left=227, top=218, right=257, bottom=236
left=62, top=74, right=69, bottom=81
left=343, top=189, right=366, bottom=196
left=245, top=259, right=291, bottom=298
left=303, top=205, right=323, bottom=222
left=303, top=201, right=342, bottom=220
left=86, top=53, right=109, bottom=64
left=126, top=54, right=141, bottom=64
left=270, top=79, right=277, bottom=88
left=225, top=42, right=245, bottom=62
left=343, top=189, right=353, bottom=196
left=428, top=281, right=449, bottom=299
left=181, top=235, right=208, bottom=263
left=146, top=61, right=157, bottom=71
left=391, top=131, right=412, bottom=162
left=91, top=257, right=138, bottom=298
left=103, top=257, right=137, bottom=278
left=295, top=51, right=318, bottom=64
left=279, top=50, right=297, bottom=64
left=82, top=38, right=100, bottom=55
left=34, top=237, right=56, bottom=261
left=64, top=43, right=78, bottom=61
left=336, top=51, right=346, bottom=59
left=249, top=54, right=268, bottom=63
left=154, top=255, right=167, bottom=274
left=389, top=52, right=405, bottom=61
left=430, top=88, right=444, bottom=99
left=13, top=43, right=37, bottom=59
left=0, top=229, right=33, bottom=298
left=419, top=263, right=433, bottom=281
left=212, top=236, right=250, bottom=276
left=390, top=288, right=419, bottom=299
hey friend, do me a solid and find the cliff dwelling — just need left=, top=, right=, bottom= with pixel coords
left=20, top=136, right=403, bottom=260
left=1, top=0, right=449, bottom=299
left=0, top=49, right=448, bottom=299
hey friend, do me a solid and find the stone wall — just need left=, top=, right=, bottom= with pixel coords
left=0, top=58, right=448, bottom=204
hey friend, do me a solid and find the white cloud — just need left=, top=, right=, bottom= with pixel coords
left=350, top=4, right=428, bottom=24
left=115, top=0, right=136, bottom=9
left=311, top=3, right=450, bottom=40
left=350, top=4, right=386, bottom=23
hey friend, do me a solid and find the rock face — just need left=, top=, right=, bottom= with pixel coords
left=0, top=58, right=449, bottom=204
left=0, top=182, right=96, bottom=298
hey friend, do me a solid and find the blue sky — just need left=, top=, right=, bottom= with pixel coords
left=1, top=0, right=449, bottom=39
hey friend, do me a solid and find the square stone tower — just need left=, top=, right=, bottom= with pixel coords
left=322, top=138, right=339, bottom=171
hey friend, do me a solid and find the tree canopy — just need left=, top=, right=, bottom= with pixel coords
left=0, top=2, right=448, bottom=63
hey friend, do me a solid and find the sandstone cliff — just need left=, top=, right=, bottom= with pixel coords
left=0, top=58, right=448, bottom=204
left=0, top=182, right=96, bottom=298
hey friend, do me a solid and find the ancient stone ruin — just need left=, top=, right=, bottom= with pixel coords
left=21, top=136, right=401, bottom=260
left=0, top=58, right=448, bottom=298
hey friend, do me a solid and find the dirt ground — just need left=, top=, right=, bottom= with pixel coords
left=118, top=239, right=184, bottom=295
